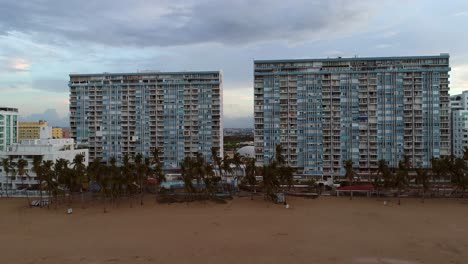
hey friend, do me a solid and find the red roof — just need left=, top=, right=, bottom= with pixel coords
left=337, top=184, right=374, bottom=191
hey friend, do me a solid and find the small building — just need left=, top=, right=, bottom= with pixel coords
left=18, top=120, right=52, bottom=140
left=52, top=127, right=63, bottom=139
left=62, top=128, right=71, bottom=138
left=0, top=138, right=89, bottom=191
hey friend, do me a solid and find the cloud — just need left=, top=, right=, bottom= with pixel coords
left=0, top=57, right=30, bottom=72
left=451, top=64, right=468, bottom=94
left=32, top=79, right=68, bottom=93
left=0, top=0, right=378, bottom=47
left=453, top=11, right=468, bottom=17
left=20, top=108, right=69, bottom=127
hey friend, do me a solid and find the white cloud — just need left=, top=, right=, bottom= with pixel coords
left=453, top=11, right=468, bottom=17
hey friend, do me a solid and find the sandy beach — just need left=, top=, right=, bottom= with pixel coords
left=1, top=196, right=468, bottom=264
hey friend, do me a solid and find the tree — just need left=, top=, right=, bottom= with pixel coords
left=394, top=160, right=409, bottom=205
left=275, top=144, right=286, bottom=165
left=151, top=148, right=166, bottom=200
left=17, top=159, right=30, bottom=205
left=2, top=158, right=11, bottom=198
left=8, top=157, right=17, bottom=196
left=232, top=152, right=244, bottom=180
left=32, top=156, right=44, bottom=205
left=181, top=157, right=196, bottom=201
left=450, top=158, right=468, bottom=198
left=97, top=163, right=110, bottom=213
left=374, top=159, right=390, bottom=196
left=243, top=157, right=257, bottom=200
left=211, top=147, right=223, bottom=178
left=122, top=154, right=135, bottom=207
left=54, top=158, right=70, bottom=207
left=134, top=153, right=146, bottom=206
left=41, top=160, right=55, bottom=209
left=275, top=144, right=294, bottom=193
left=431, top=157, right=447, bottom=196
left=344, top=159, right=357, bottom=200
left=262, top=161, right=280, bottom=202
left=72, top=154, right=87, bottom=207
left=108, top=156, right=120, bottom=205
left=415, top=166, right=430, bottom=203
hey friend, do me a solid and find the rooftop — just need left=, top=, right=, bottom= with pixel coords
left=69, top=70, right=221, bottom=77
left=0, top=107, right=19, bottom=113
left=254, top=54, right=449, bottom=63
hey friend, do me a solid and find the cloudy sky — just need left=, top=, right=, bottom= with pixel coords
left=1, top=0, right=468, bottom=127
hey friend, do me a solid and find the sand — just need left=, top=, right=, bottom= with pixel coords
left=1, top=196, right=468, bottom=264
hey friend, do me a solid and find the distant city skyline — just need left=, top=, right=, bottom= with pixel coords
left=1, top=0, right=468, bottom=128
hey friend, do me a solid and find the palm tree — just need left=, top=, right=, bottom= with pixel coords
left=344, top=159, right=356, bottom=184
left=394, top=160, right=409, bottom=205
left=274, top=144, right=294, bottom=194
left=275, top=144, right=286, bottom=165
left=72, top=154, right=87, bottom=207
left=108, top=156, right=120, bottom=205
left=54, top=158, right=70, bottom=206
left=8, top=157, right=17, bottom=196
left=122, top=154, right=135, bottom=207
left=2, top=158, right=11, bottom=198
left=17, top=159, right=30, bottom=205
left=244, top=158, right=257, bottom=200
left=415, top=166, right=430, bottom=203
left=151, top=148, right=166, bottom=200
left=134, top=153, right=146, bottom=206
left=41, top=160, right=55, bottom=209
left=262, top=161, right=280, bottom=202
left=87, top=158, right=102, bottom=185
left=374, top=159, right=389, bottom=196
left=211, top=147, right=223, bottom=178
left=450, top=157, right=467, bottom=198
left=181, top=156, right=196, bottom=201
left=344, top=159, right=357, bottom=200
left=232, top=152, right=244, bottom=179
left=31, top=156, right=43, bottom=204
left=142, top=157, right=152, bottom=205
left=97, top=164, right=109, bottom=213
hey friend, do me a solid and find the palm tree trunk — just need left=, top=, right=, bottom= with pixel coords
left=140, top=177, right=144, bottom=206
left=24, top=179, right=30, bottom=207
left=39, top=181, right=43, bottom=208
left=6, top=175, right=9, bottom=198
left=398, top=189, right=401, bottom=205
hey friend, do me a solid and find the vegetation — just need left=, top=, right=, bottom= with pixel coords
left=223, top=135, right=253, bottom=151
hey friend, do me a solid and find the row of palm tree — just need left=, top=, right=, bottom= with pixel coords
left=1, top=148, right=167, bottom=211
left=344, top=153, right=468, bottom=204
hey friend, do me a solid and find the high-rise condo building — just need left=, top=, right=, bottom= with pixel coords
left=450, top=91, right=468, bottom=158
left=69, top=71, right=223, bottom=169
left=254, top=54, right=450, bottom=178
left=0, top=107, right=18, bottom=152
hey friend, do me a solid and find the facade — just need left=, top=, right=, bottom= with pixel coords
left=62, top=128, right=71, bottom=138
left=18, top=120, right=52, bottom=140
left=254, top=54, right=450, bottom=178
left=69, top=71, right=223, bottom=168
left=0, top=139, right=89, bottom=191
left=52, top=127, right=63, bottom=138
left=450, top=91, right=468, bottom=157
left=0, top=107, right=18, bottom=152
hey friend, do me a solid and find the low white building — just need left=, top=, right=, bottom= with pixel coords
left=0, top=138, right=89, bottom=192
